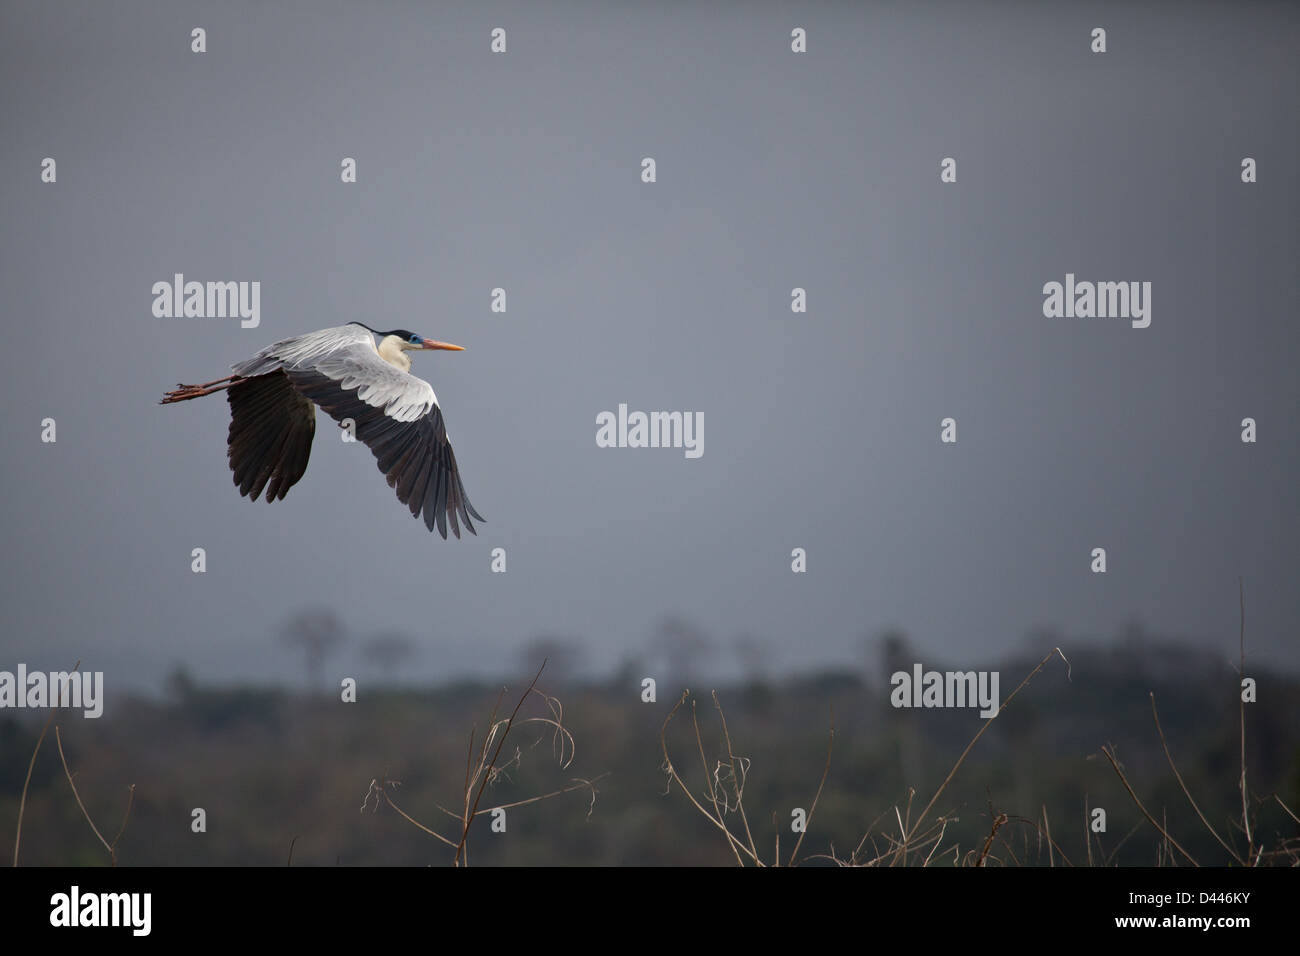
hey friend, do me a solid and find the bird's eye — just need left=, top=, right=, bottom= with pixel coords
left=409, top=335, right=421, bottom=344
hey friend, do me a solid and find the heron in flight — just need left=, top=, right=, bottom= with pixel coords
left=161, top=322, right=484, bottom=538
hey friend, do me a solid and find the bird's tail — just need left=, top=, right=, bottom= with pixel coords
left=159, top=375, right=241, bottom=404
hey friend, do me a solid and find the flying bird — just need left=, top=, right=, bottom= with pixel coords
left=161, top=322, right=484, bottom=538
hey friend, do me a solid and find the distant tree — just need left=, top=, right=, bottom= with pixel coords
left=655, top=616, right=711, bottom=686
left=282, top=608, right=346, bottom=690
left=733, top=634, right=768, bottom=682
left=878, top=629, right=913, bottom=675
left=364, top=632, right=417, bottom=683
left=519, top=635, right=584, bottom=683
left=859, top=628, right=915, bottom=689
left=609, top=653, right=648, bottom=689
left=165, top=666, right=198, bottom=703
left=870, top=628, right=923, bottom=788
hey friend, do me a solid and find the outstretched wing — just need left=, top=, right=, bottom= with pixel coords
left=282, top=344, right=483, bottom=538
left=226, top=372, right=316, bottom=502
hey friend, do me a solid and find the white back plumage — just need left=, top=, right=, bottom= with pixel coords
left=230, top=324, right=438, bottom=423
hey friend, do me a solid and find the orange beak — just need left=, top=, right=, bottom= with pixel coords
left=421, top=340, right=465, bottom=351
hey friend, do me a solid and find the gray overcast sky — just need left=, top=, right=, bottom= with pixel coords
left=1, top=1, right=1296, bottom=693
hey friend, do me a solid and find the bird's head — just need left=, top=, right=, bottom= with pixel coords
left=382, top=329, right=466, bottom=353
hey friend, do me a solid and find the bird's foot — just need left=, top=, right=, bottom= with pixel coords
left=160, top=379, right=238, bottom=404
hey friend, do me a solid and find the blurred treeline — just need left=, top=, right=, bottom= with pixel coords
left=2, top=625, right=1297, bottom=866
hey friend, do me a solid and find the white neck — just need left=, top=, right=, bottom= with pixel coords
left=377, top=334, right=412, bottom=372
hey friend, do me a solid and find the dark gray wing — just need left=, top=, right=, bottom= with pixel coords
left=226, top=372, right=317, bottom=502
left=286, top=368, right=484, bottom=538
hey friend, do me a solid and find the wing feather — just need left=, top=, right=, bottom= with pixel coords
left=285, top=358, right=483, bottom=538
left=226, top=372, right=317, bottom=502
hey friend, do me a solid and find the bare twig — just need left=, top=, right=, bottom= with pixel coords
left=1150, top=692, right=1243, bottom=864
left=1042, top=805, right=1054, bottom=867
left=1084, top=798, right=1094, bottom=867
left=454, top=662, right=547, bottom=865
left=661, top=690, right=836, bottom=867
left=996, top=814, right=1073, bottom=866
left=54, top=725, right=135, bottom=866
left=13, top=660, right=80, bottom=867
left=1104, top=818, right=1147, bottom=866
left=691, top=697, right=743, bottom=865
left=788, top=706, right=834, bottom=866
left=660, top=691, right=762, bottom=866
left=921, top=816, right=952, bottom=867
left=12, top=707, right=57, bottom=867
left=712, top=692, right=759, bottom=861
left=1274, top=794, right=1300, bottom=827
left=1238, top=577, right=1252, bottom=857
left=377, top=782, right=458, bottom=848
left=850, top=806, right=894, bottom=865
left=1100, top=744, right=1197, bottom=866
left=891, top=647, right=1070, bottom=864
left=486, top=775, right=607, bottom=817
left=975, top=813, right=1007, bottom=867
left=368, top=665, right=593, bottom=864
